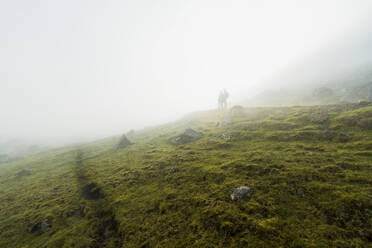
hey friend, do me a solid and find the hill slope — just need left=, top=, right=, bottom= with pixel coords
left=0, top=103, right=372, bottom=248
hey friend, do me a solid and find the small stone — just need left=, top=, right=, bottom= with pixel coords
left=40, top=221, right=50, bottom=233
left=28, top=221, right=50, bottom=234
left=231, top=186, right=252, bottom=201
left=221, top=134, right=231, bottom=141
left=169, top=168, right=176, bottom=173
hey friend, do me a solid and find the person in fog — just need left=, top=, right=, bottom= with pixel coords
left=218, top=89, right=229, bottom=110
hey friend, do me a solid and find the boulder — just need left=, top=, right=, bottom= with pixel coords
left=231, top=186, right=252, bottom=201
left=114, top=134, right=133, bottom=150
left=170, top=128, right=202, bottom=145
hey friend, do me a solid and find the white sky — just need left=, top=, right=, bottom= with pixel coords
left=1, top=0, right=372, bottom=143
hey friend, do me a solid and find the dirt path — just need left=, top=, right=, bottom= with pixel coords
left=75, top=150, right=123, bottom=248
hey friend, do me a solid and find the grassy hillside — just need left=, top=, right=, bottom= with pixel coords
left=0, top=103, right=372, bottom=248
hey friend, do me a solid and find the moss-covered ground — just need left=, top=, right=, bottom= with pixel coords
left=0, top=103, right=371, bottom=248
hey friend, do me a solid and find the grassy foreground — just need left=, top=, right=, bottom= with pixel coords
left=0, top=103, right=371, bottom=248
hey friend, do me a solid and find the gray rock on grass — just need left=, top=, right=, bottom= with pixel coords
left=231, top=186, right=252, bottom=201
left=29, top=221, right=50, bottom=233
left=170, top=128, right=202, bottom=145
left=40, top=221, right=50, bottom=233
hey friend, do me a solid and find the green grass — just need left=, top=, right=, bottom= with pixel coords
left=0, top=103, right=371, bottom=247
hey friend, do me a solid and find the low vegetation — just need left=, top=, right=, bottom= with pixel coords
left=0, top=103, right=371, bottom=248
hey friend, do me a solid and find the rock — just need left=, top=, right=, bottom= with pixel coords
left=114, top=134, right=133, bottom=150
left=231, top=186, right=252, bottom=201
left=40, top=221, right=50, bottom=233
left=169, top=168, right=176, bottom=173
left=29, top=221, right=50, bottom=233
left=16, top=168, right=32, bottom=176
left=170, top=128, right=202, bottom=145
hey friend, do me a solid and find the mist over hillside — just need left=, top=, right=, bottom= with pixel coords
left=2, top=0, right=372, bottom=146
left=263, top=25, right=372, bottom=89
left=241, top=26, right=372, bottom=107
left=1, top=1, right=372, bottom=247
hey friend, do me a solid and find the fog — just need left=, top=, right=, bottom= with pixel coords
left=263, top=24, right=372, bottom=91
left=1, top=0, right=372, bottom=145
